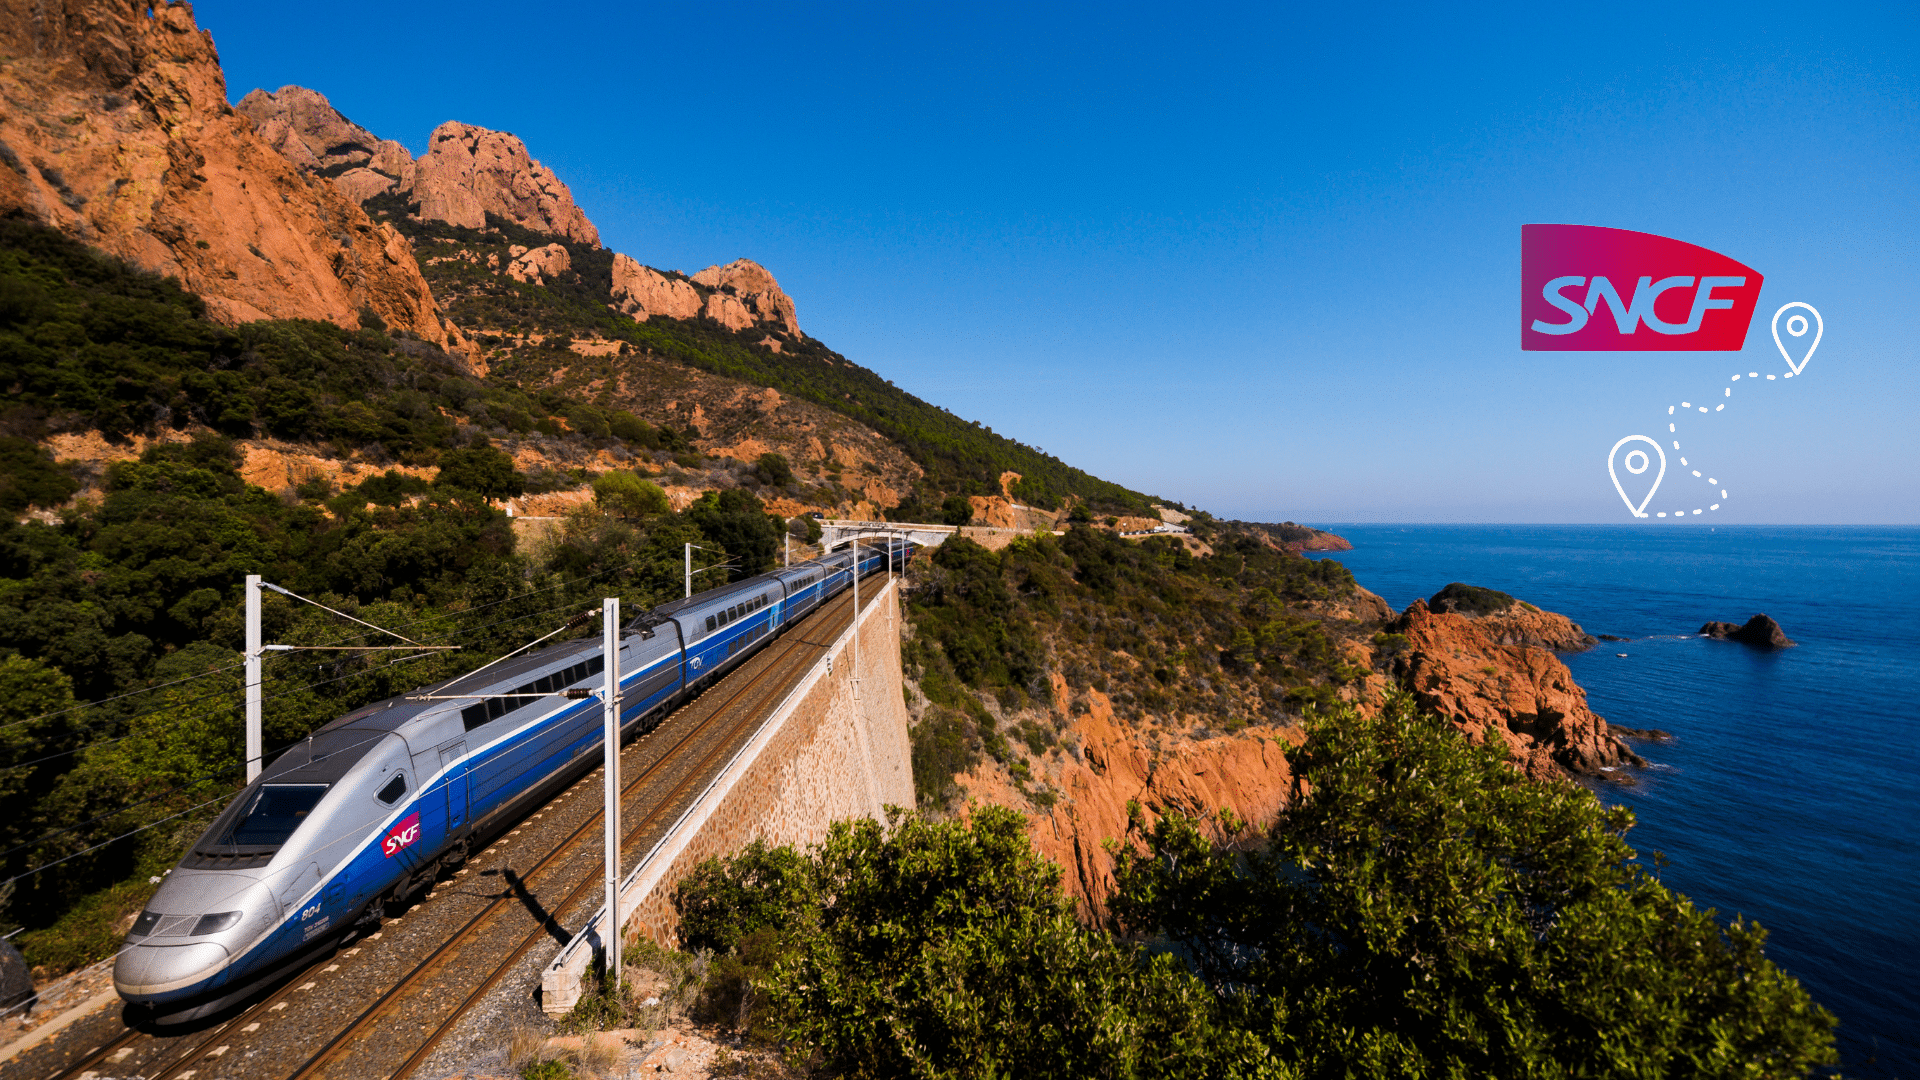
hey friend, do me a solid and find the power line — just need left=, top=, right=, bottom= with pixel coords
left=1, top=788, right=237, bottom=888
left=0, top=564, right=630, bottom=735
left=0, top=661, right=247, bottom=735
left=0, top=763, right=238, bottom=863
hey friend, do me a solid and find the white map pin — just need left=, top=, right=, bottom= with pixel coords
left=1771, top=301, right=1822, bottom=376
left=1608, top=435, right=1666, bottom=518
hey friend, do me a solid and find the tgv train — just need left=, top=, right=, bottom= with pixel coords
left=115, top=540, right=910, bottom=1022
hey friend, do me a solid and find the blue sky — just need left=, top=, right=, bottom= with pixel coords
left=201, top=1, right=1918, bottom=523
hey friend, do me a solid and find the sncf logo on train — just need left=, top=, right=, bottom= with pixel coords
left=1521, top=224, right=1763, bottom=351
left=383, top=812, right=422, bottom=858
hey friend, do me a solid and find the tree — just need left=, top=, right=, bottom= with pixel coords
left=755, top=451, right=794, bottom=489
left=674, top=838, right=817, bottom=955
left=434, top=442, right=525, bottom=500
left=0, top=437, right=80, bottom=514
left=683, top=808, right=1258, bottom=1079
left=1109, top=694, right=1839, bottom=1079
left=592, top=470, right=669, bottom=518
left=683, top=488, right=783, bottom=579
left=940, top=493, right=973, bottom=526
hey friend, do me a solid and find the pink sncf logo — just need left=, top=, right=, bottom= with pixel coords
left=1522, top=224, right=1763, bottom=351
left=382, top=812, right=421, bottom=858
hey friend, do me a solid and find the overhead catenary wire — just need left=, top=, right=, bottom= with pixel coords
left=0, top=760, right=242, bottom=863
left=1, top=788, right=239, bottom=888
left=0, top=563, right=632, bottom=736
left=0, top=585, right=614, bottom=755
left=0, top=660, right=248, bottom=735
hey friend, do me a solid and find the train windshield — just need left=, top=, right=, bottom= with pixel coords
left=223, top=784, right=329, bottom=847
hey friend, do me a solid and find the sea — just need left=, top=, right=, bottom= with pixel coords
left=1305, top=525, right=1918, bottom=1076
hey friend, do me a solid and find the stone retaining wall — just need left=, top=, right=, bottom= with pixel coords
left=542, top=579, right=912, bottom=1013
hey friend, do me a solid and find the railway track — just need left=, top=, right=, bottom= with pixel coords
left=23, top=581, right=880, bottom=1080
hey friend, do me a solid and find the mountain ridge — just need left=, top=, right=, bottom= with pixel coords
left=0, top=0, right=459, bottom=350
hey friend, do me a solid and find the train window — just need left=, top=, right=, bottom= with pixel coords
left=223, top=784, right=328, bottom=847
left=705, top=615, right=716, bottom=632
left=376, top=773, right=408, bottom=805
left=487, top=697, right=507, bottom=720
left=534, top=675, right=553, bottom=694
left=462, top=703, right=488, bottom=730
left=589, top=655, right=605, bottom=675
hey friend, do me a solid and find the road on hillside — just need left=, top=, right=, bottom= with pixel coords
left=11, top=579, right=888, bottom=1080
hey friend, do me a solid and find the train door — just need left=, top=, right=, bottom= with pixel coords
left=440, top=742, right=469, bottom=835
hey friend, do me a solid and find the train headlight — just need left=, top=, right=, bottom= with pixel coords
left=191, top=911, right=243, bottom=936
left=131, top=910, right=162, bottom=937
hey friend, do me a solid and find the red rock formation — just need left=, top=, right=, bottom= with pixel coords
left=1387, top=599, right=1641, bottom=781
left=0, top=0, right=456, bottom=347
left=237, top=87, right=600, bottom=250
left=506, top=242, right=570, bottom=285
left=611, top=254, right=703, bottom=320
left=959, top=674, right=1304, bottom=919
left=410, top=121, right=599, bottom=245
left=234, top=85, right=414, bottom=203
left=692, top=258, right=800, bottom=335
left=1461, top=602, right=1598, bottom=652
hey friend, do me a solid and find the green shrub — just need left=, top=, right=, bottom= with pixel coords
left=754, top=451, right=793, bottom=488
left=939, top=493, right=973, bottom=526
left=592, top=470, right=669, bottom=518
left=434, top=442, right=525, bottom=500
left=909, top=710, right=977, bottom=811
left=1428, top=581, right=1516, bottom=616
left=681, top=808, right=1248, bottom=1078
left=1110, top=694, right=1839, bottom=1078
left=0, top=437, right=79, bottom=513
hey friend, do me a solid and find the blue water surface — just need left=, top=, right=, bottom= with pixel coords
left=1307, top=525, right=1919, bottom=1076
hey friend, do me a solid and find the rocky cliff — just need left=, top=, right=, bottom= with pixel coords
left=958, top=674, right=1305, bottom=920
left=236, top=88, right=599, bottom=247
left=409, top=121, right=599, bottom=245
left=0, top=0, right=455, bottom=347
left=1387, top=599, right=1640, bottom=781
left=233, top=85, right=414, bottom=203
left=692, top=258, right=800, bottom=336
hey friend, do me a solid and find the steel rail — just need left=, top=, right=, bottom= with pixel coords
left=277, top=585, right=870, bottom=1080
left=39, top=580, right=872, bottom=1080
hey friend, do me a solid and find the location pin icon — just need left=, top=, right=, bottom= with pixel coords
left=1771, top=302, right=1822, bottom=376
left=1608, top=435, right=1666, bottom=518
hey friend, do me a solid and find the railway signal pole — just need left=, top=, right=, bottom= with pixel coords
left=245, top=575, right=263, bottom=781
left=241, top=577, right=455, bottom=783
left=602, top=597, right=622, bottom=988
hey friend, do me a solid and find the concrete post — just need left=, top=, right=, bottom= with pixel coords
left=244, top=574, right=263, bottom=782
left=603, top=597, right=622, bottom=987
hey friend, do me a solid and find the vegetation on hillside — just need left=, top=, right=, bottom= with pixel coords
left=0, top=220, right=813, bottom=970
left=0, top=217, right=690, bottom=464
left=901, top=527, right=1369, bottom=809
left=659, top=697, right=1836, bottom=1078
left=370, top=204, right=1154, bottom=514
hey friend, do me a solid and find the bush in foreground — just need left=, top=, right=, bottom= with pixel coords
left=1109, top=693, right=1839, bottom=1078
left=677, top=697, right=1836, bottom=1078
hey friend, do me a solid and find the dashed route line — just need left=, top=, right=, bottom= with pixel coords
left=1611, top=301, right=1822, bottom=520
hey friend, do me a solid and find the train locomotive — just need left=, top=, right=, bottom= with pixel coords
left=113, top=539, right=911, bottom=1022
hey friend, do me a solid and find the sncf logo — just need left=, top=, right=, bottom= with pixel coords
left=1522, top=224, right=1763, bottom=351
left=382, top=812, right=421, bottom=858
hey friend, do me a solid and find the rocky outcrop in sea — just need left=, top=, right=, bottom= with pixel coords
left=1387, top=598, right=1642, bottom=782
left=1700, top=613, right=1797, bottom=648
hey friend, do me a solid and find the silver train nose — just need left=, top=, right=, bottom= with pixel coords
left=114, top=939, right=230, bottom=1002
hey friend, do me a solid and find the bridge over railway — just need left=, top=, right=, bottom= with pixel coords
left=6, top=576, right=909, bottom=1080
left=817, top=518, right=1060, bottom=552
